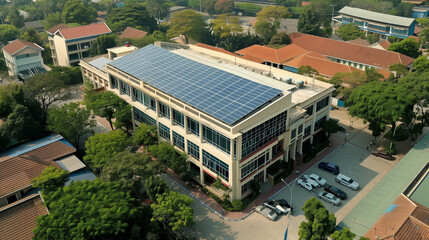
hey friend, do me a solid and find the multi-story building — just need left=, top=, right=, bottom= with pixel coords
left=81, top=43, right=334, bottom=200
left=2, top=39, right=45, bottom=80
left=338, top=6, right=416, bottom=39
left=47, top=22, right=111, bottom=66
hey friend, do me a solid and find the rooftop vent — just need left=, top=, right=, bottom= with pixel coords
left=298, top=81, right=304, bottom=88
left=286, top=78, right=292, bottom=84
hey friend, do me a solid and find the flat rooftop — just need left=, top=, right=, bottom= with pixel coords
left=339, top=6, right=415, bottom=27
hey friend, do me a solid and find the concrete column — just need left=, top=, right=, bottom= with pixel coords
left=170, top=107, right=174, bottom=126
left=199, top=123, right=203, bottom=144
left=184, top=116, right=188, bottom=134
left=131, top=108, right=135, bottom=133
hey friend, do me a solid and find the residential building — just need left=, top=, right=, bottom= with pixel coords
left=2, top=39, right=45, bottom=80
left=24, top=20, right=44, bottom=32
left=47, top=22, right=111, bottom=66
left=338, top=6, right=416, bottom=39
left=82, top=43, right=334, bottom=200
left=412, top=7, right=429, bottom=18
left=119, top=27, right=148, bottom=39
left=0, top=135, right=94, bottom=207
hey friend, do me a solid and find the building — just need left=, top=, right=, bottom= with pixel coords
left=2, top=39, right=45, bottom=80
left=0, top=135, right=94, bottom=207
left=24, top=20, right=44, bottom=32
left=47, top=22, right=111, bottom=66
left=119, top=27, right=148, bottom=39
left=82, top=43, right=334, bottom=200
left=338, top=6, right=416, bottom=39
left=412, top=7, right=429, bottom=18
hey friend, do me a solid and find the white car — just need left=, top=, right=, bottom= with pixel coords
left=309, top=173, right=327, bottom=186
left=297, top=179, right=313, bottom=191
left=255, top=205, right=278, bottom=221
left=302, top=175, right=320, bottom=188
left=317, top=191, right=341, bottom=206
left=264, top=200, right=290, bottom=215
left=335, top=173, right=359, bottom=190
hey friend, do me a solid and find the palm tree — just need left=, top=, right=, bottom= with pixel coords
left=146, top=0, right=170, bottom=24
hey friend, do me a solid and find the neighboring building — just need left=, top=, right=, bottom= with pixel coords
left=412, top=7, right=429, bottom=18
left=338, top=6, right=416, bottom=39
left=47, top=22, right=111, bottom=66
left=119, top=27, right=148, bottom=39
left=370, top=39, right=391, bottom=50
left=0, top=135, right=94, bottom=207
left=83, top=43, right=334, bottom=200
left=2, top=39, right=45, bottom=80
left=24, top=20, right=44, bottom=32
left=0, top=193, right=48, bottom=240
left=289, top=32, right=415, bottom=71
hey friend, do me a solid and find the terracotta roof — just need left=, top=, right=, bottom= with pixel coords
left=289, top=32, right=415, bottom=69
left=119, top=27, right=148, bottom=39
left=347, top=38, right=370, bottom=46
left=194, top=43, right=237, bottom=56
left=236, top=44, right=310, bottom=64
left=2, top=39, right=43, bottom=55
left=238, top=54, right=264, bottom=63
left=378, top=39, right=391, bottom=49
left=0, top=194, right=48, bottom=240
left=46, top=23, right=69, bottom=35
left=302, top=1, right=311, bottom=6
left=415, top=26, right=422, bottom=34
left=56, top=22, right=111, bottom=40
left=0, top=141, right=75, bottom=197
left=377, top=68, right=391, bottom=79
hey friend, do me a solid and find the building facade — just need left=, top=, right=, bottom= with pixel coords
left=81, top=43, right=334, bottom=200
left=338, top=6, right=416, bottom=39
left=47, top=22, right=111, bottom=66
left=2, top=39, right=45, bottom=80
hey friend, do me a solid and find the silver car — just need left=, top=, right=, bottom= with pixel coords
left=255, top=205, right=278, bottom=221
left=303, top=175, right=321, bottom=188
left=309, top=173, right=327, bottom=186
left=317, top=191, right=341, bottom=206
left=335, top=173, right=359, bottom=190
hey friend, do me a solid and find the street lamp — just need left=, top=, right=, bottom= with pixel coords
left=330, top=4, right=337, bottom=28
left=281, top=179, right=298, bottom=240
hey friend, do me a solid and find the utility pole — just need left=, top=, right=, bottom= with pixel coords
left=330, top=4, right=336, bottom=28
left=200, top=0, right=202, bottom=13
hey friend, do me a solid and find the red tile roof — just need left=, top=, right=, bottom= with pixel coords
left=290, top=32, right=415, bottom=69
left=56, top=22, right=111, bottom=40
left=415, top=26, right=422, bottom=34
left=119, top=27, right=148, bottom=39
left=347, top=38, right=370, bottom=46
left=236, top=44, right=310, bottom=64
left=46, top=23, right=69, bottom=35
left=378, top=39, right=391, bottom=49
left=302, top=1, right=311, bottom=6
left=0, top=194, right=48, bottom=240
left=2, top=39, right=43, bottom=55
left=194, top=43, right=237, bottom=56
left=0, top=141, right=75, bottom=197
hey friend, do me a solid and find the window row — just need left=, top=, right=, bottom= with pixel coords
left=173, top=131, right=185, bottom=150
left=203, top=150, right=229, bottom=181
left=316, top=96, right=329, bottom=112
left=187, top=140, right=200, bottom=160
left=241, top=150, right=270, bottom=180
left=203, top=125, right=230, bottom=154
left=133, top=107, right=156, bottom=126
left=159, top=122, right=170, bottom=140
left=132, top=87, right=157, bottom=111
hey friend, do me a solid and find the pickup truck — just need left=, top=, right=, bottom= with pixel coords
left=318, top=162, right=340, bottom=175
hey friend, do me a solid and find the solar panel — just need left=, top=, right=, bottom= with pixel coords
left=108, top=44, right=283, bottom=125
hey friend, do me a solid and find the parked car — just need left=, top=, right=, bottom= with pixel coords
left=335, top=173, right=359, bottom=190
left=297, top=178, right=313, bottom=191
left=255, top=205, right=278, bottom=221
left=372, top=147, right=395, bottom=160
left=275, top=199, right=293, bottom=214
left=317, top=191, right=341, bottom=206
left=309, top=173, right=327, bottom=186
left=303, top=175, right=321, bottom=188
left=264, top=200, right=290, bottom=214
left=318, top=162, right=340, bottom=175
left=324, top=184, right=347, bottom=200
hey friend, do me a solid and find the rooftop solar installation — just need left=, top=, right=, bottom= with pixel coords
left=88, top=57, right=112, bottom=71
left=108, top=44, right=283, bottom=125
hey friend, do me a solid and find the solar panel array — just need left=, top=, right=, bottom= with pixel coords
left=108, top=44, right=283, bottom=125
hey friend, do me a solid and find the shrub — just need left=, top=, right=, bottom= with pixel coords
left=232, top=200, right=243, bottom=210
left=384, top=143, right=397, bottom=155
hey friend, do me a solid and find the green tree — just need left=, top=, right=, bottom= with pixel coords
left=49, top=66, right=83, bottom=85
left=298, top=197, right=336, bottom=240
left=0, top=84, right=25, bottom=118
left=88, top=34, right=117, bottom=57
left=167, top=9, right=206, bottom=44
left=215, top=0, right=234, bottom=14
left=203, top=0, right=217, bottom=16
left=0, top=133, right=9, bottom=152
left=145, top=176, right=169, bottom=202
left=146, top=0, right=170, bottom=23
left=6, top=8, right=25, bottom=28
left=84, top=130, right=131, bottom=172
left=388, top=37, right=421, bottom=58
left=336, top=24, right=365, bottom=41
left=85, top=91, right=125, bottom=130
left=0, top=24, right=19, bottom=44
left=100, top=151, right=165, bottom=199
left=235, top=3, right=262, bottom=16
left=418, top=27, right=429, bottom=49
left=218, top=32, right=264, bottom=52
left=298, top=65, right=318, bottom=75
left=255, top=6, right=290, bottom=41
left=213, top=14, right=242, bottom=38
left=0, top=104, right=42, bottom=142
left=42, top=12, right=62, bottom=30
left=151, top=191, right=194, bottom=231
left=412, top=55, right=429, bottom=74
left=133, top=123, right=157, bottom=147
left=298, top=5, right=326, bottom=37
left=106, top=3, right=157, bottom=33
left=31, top=166, right=69, bottom=193
left=269, top=32, right=291, bottom=46
left=113, top=102, right=133, bottom=132
left=148, top=142, right=189, bottom=178
left=62, top=0, right=97, bottom=25
left=19, top=28, right=43, bottom=46
left=47, top=103, right=95, bottom=150
left=388, top=63, right=408, bottom=81
left=417, top=18, right=429, bottom=28
left=330, top=228, right=356, bottom=240
left=33, top=180, right=145, bottom=239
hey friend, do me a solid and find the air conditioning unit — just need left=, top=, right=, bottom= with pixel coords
left=286, top=78, right=292, bottom=84
left=298, top=81, right=304, bottom=88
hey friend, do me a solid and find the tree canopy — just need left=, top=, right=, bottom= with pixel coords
left=388, top=37, right=421, bottom=58
left=31, top=166, right=69, bottom=193
left=167, top=9, right=206, bottom=44
left=133, top=123, right=158, bottom=147
left=0, top=104, right=42, bottom=142
left=412, top=55, right=429, bottom=74
left=330, top=228, right=356, bottom=240
left=255, top=6, right=290, bottom=41
left=0, top=24, right=19, bottom=44
left=336, top=24, right=365, bottom=41
left=88, top=34, right=117, bottom=57
left=298, top=197, right=336, bottom=240
left=215, top=0, right=234, bottom=14
left=212, top=14, right=242, bottom=38
left=146, top=0, right=170, bottom=23
left=145, top=176, right=169, bottom=202
left=106, top=3, right=157, bottom=33
left=298, top=5, right=330, bottom=37
left=62, top=0, right=97, bottom=25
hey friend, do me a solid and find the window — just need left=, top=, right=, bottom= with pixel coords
left=272, top=139, right=284, bottom=157
left=173, top=109, right=184, bottom=127
left=306, top=106, right=313, bottom=116
left=316, top=96, right=329, bottom=112
left=391, top=28, right=407, bottom=36
left=187, top=140, right=200, bottom=160
left=120, top=81, right=130, bottom=96
left=187, top=117, right=199, bottom=136
left=203, top=125, right=230, bottom=154
left=173, top=131, right=185, bottom=150
left=241, top=111, right=287, bottom=158
left=158, top=101, right=170, bottom=119
left=132, top=87, right=144, bottom=103
left=368, top=23, right=386, bottom=32
left=80, top=42, right=91, bottom=49
left=81, top=51, right=90, bottom=58
left=144, top=94, right=156, bottom=111
left=69, top=53, right=79, bottom=60
left=111, top=75, right=119, bottom=89
left=133, top=107, right=156, bottom=126
left=291, top=129, right=296, bottom=139
left=158, top=122, right=170, bottom=140
left=16, top=53, right=38, bottom=59
left=241, top=150, right=270, bottom=179
left=315, top=116, right=327, bottom=130
left=342, top=17, right=353, bottom=23
left=298, top=125, right=303, bottom=134
left=304, top=125, right=311, bottom=138
left=67, top=44, right=78, bottom=52
left=203, top=150, right=229, bottom=181
left=6, top=194, right=18, bottom=204
left=241, top=181, right=252, bottom=195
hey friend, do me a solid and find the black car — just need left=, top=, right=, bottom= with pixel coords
left=324, top=184, right=347, bottom=200
left=275, top=199, right=294, bottom=214
left=318, top=162, right=340, bottom=175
